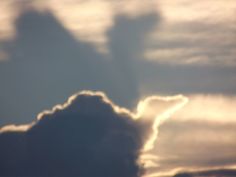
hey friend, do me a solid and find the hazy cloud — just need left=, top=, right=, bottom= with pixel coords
left=1, top=0, right=235, bottom=67
left=0, top=91, right=186, bottom=177
left=143, top=95, right=236, bottom=177
left=174, top=95, right=236, bottom=123
left=1, top=2, right=236, bottom=177
left=0, top=91, right=143, bottom=177
left=0, top=0, right=158, bottom=49
left=173, top=169, right=236, bottom=177
left=145, top=20, right=236, bottom=66
left=0, top=9, right=158, bottom=126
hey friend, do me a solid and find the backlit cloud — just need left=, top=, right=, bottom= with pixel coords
left=0, top=91, right=187, bottom=177
left=143, top=95, right=236, bottom=177
left=0, top=2, right=236, bottom=176
left=174, top=94, right=236, bottom=123
left=137, top=95, right=188, bottom=151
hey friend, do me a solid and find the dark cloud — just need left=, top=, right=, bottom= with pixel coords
left=0, top=90, right=186, bottom=177
left=173, top=169, right=236, bottom=177
left=106, top=14, right=158, bottom=106
left=1, top=0, right=236, bottom=129
left=0, top=9, right=158, bottom=126
left=0, top=91, right=145, bottom=177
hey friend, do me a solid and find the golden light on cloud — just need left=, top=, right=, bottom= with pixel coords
left=48, top=0, right=113, bottom=48
left=158, top=0, right=236, bottom=22
left=46, top=0, right=158, bottom=51
left=0, top=1, right=17, bottom=40
left=0, top=91, right=188, bottom=154
left=173, top=94, right=236, bottom=123
left=0, top=0, right=160, bottom=55
left=1, top=91, right=236, bottom=177
left=136, top=95, right=189, bottom=151
left=1, top=0, right=235, bottom=66
left=141, top=94, right=236, bottom=177
left=0, top=124, right=31, bottom=133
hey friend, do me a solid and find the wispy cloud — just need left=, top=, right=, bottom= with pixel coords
left=1, top=0, right=235, bottom=66
left=145, top=19, right=236, bottom=66
left=144, top=94, right=236, bottom=177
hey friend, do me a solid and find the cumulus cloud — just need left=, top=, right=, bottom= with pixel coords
left=0, top=9, right=158, bottom=126
left=0, top=91, right=187, bottom=177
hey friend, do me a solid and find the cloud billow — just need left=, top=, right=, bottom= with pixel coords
left=0, top=91, right=143, bottom=177
left=0, top=91, right=187, bottom=177
left=0, top=9, right=159, bottom=126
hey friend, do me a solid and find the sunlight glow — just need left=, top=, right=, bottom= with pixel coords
left=137, top=95, right=189, bottom=151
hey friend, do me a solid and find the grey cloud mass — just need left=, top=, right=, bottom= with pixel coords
left=1, top=7, right=236, bottom=128
left=1, top=2, right=236, bottom=177
left=0, top=90, right=189, bottom=177
left=0, top=9, right=158, bottom=126
left=0, top=91, right=144, bottom=177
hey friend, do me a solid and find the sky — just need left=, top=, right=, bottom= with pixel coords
left=0, top=0, right=236, bottom=177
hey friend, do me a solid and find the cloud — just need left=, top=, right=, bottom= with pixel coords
left=0, top=9, right=159, bottom=126
left=143, top=95, right=236, bottom=177
left=0, top=91, right=143, bottom=177
left=137, top=95, right=188, bottom=151
left=0, top=91, right=186, bottom=177
left=1, top=2, right=236, bottom=122
left=145, top=20, right=236, bottom=66
left=0, top=0, right=158, bottom=49
left=1, top=0, right=236, bottom=67
left=106, top=13, right=158, bottom=106
left=146, top=120, right=236, bottom=177
left=173, top=168, right=236, bottom=177
left=0, top=7, right=161, bottom=127
left=158, top=0, right=236, bottom=23
left=174, top=94, right=236, bottom=123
